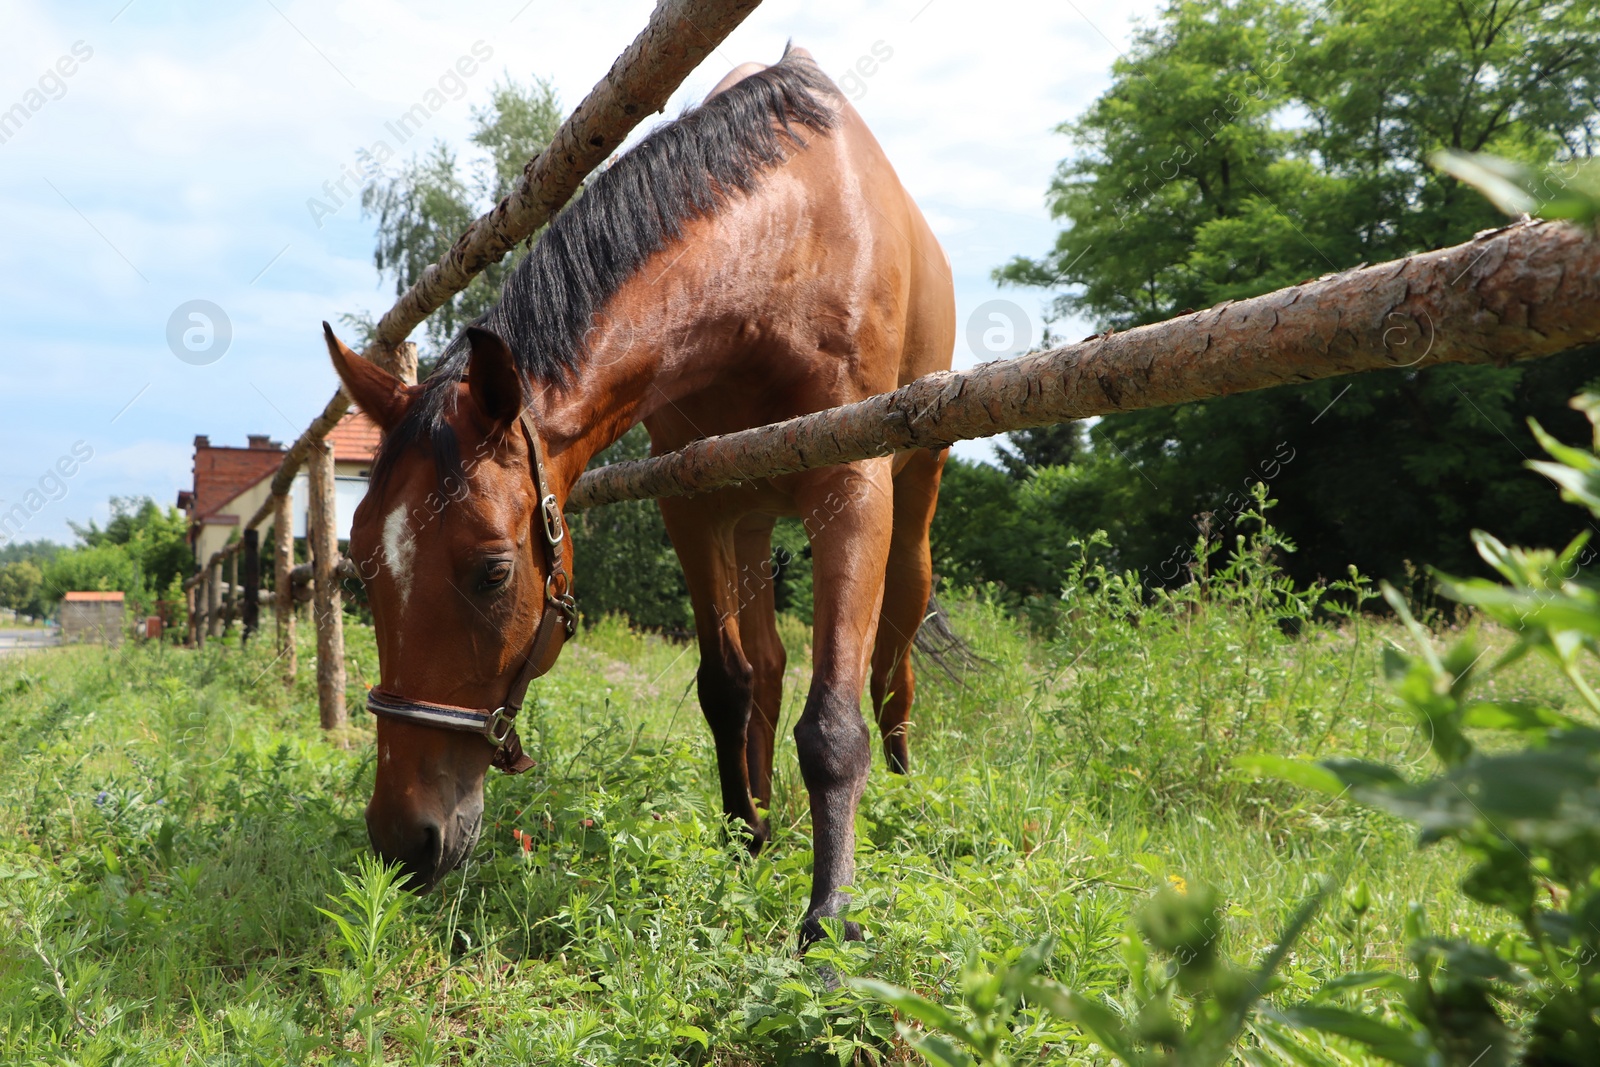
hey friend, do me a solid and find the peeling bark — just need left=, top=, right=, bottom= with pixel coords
left=568, top=220, right=1600, bottom=511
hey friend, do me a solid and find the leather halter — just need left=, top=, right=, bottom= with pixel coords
left=365, top=410, right=577, bottom=775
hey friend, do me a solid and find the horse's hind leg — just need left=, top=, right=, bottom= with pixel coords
left=870, top=447, right=947, bottom=774
left=736, top=518, right=786, bottom=814
left=658, top=498, right=766, bottom=849
left=793, top=458, right=895, bottom=945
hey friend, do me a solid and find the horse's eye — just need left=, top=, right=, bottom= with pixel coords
left=482, top=561, right=513, bottom=591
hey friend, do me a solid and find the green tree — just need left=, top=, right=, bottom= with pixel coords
left=41, top=543, right=142, bottom=608
left=472, top=76, right=562, bottom=202
left=0, top=561, right=47, bottom=622
left=362, top=75, right=564, bottom=357
left=70, top=496, right=190, bottom=596
left=994, top=0, right=1600, bottom=588
left=995, top=423, right=1082, bottom=479
left=0, top=538, right=60, bottom=567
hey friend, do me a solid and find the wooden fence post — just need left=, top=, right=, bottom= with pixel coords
left=186, top=570, right=199, bottom=648
left=225, top=550, right=239, bottom=634
left=308, top=441, right=347, bottom=730
left=241, top=529, right=259, bottom=646
left=274, top=492, right=297, bottom=685
left=206, top=560, right=222, bottom=639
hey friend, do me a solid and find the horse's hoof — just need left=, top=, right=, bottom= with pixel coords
left=884, top=738, right=910, bottom=775
left=798, top=915, right=863, bottom=953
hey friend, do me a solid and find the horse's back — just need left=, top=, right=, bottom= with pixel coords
left=642, top=52, right=953, bottom=471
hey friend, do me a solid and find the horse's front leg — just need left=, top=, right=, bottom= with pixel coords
left=658, top=499, right=767, bottom=849
left=792, top=459, right=894, bottom=947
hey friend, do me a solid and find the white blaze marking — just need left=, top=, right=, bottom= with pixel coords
left=382, top=505, right=417, bottom=610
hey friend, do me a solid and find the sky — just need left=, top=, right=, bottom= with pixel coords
left=0, top=0, right=1167, bottom=546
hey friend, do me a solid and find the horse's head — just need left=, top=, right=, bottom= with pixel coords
left=324, top=323, right=570, bottom=890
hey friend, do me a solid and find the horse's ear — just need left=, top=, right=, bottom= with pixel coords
left=465, top=326, right=525, bottom=429
left=323, top=323, right=410, bottom=431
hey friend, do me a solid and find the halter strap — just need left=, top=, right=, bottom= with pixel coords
left=366, top=409, right=577, bottom=774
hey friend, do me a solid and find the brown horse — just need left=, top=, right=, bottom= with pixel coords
left=324, top=46, right=954, bottom=943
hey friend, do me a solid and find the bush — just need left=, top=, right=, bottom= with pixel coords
left=41, top=542, right=143, bottom=609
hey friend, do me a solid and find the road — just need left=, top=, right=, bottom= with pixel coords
left=0, top=628, right=60, bottom=656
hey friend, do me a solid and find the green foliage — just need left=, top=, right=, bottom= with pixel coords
left=931, top=458, right=1110, bottom=603
left=69, top=496, right=190, bottom=597
left=570, top=426, right=692, bottom=632
left=992, top=0, right=1600, bottom=592
left=0, top=537, right=61, bottom=566
left=771, top=518, right=814, bottom=624
left=314, top=855, right=415, bottom=1060
left=37, top=496, right=190, bottom=618
left=995, top=422, right=1083, bottom=479
left=1001, top=0, right=1598, bottom=328
left=41, top=542, right=141, bottom=603
left=851, top=939, right=1063, bottom=1067
left=362, top=75, right=564, bottom=357
left=472, top=75, right=563, bottom=202
left=1037, top=486, right=1385, bottom=815
left=1249, top=392, right=1600, bottom=1063
left=855, top=888, right=1325, bottom=1067
left=1432, top=151, right=1600, bottom=227
left=363, top=143, right=478, bottom=351
left=0, top=560, right=47, bottom=621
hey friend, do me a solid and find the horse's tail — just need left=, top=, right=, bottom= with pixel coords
left=912, top=593, right=989, bottom=684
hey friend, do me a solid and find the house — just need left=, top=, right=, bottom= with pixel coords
left=61, top=591, right=124, bottom=646
left=178, top=410, right=380, bottom=568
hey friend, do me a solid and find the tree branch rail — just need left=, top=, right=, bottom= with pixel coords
left=567, top=220, right=1600, bottom=511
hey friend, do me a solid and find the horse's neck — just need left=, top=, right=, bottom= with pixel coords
left=533, top=265, right=717, bottom=496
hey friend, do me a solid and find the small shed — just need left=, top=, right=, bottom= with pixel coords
left=61, top=591, right=125, bottom=647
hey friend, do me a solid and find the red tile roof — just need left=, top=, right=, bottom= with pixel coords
left=186, top=411, right=376, bottom=526
left=191, top=442, right=285, bottom=521
left=64, top=591, right=125, bottom=601
left=328, top=409, right=380, bottom=463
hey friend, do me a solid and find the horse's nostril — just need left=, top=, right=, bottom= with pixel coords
left=421, top=822, right=443, bottom=868
left=369, top=819, right=449, bottom=891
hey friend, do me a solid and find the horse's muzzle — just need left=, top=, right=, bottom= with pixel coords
left=366, top=803, right=482, bottom=892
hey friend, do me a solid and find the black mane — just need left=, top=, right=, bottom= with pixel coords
left=375, top=48, right=838, bottom=482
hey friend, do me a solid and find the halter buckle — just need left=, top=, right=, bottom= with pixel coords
left=553, top=593, right=578, bottom=636
left=484, top=706, right=517, bottom=747
left=540, top=494, right=565, bottom=546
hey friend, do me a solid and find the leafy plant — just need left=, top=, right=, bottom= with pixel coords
left=854, top=885, right=1324, bottom=1067
left=1246, top=391, right=1600, bottom=1064
left=1432, top=151, right=1600, bottom=228
left=315, top=854, right=415, bottom=1061
left=852, top=940, right=1060, bottom=1067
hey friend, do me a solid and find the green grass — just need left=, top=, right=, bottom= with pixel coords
left=0, top=564, right=1554, bottom=1065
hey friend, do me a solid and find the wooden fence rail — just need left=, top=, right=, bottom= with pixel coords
left=568, top=219, right=1600, bottom=511
left=237, top=0, right=765, bottom=536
